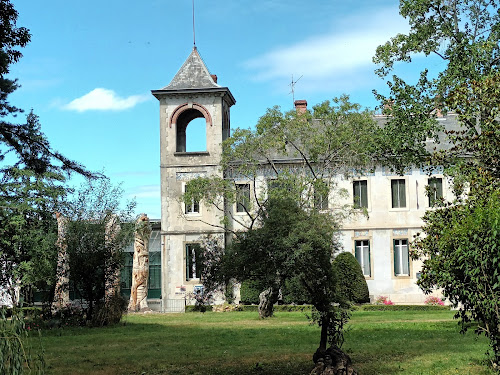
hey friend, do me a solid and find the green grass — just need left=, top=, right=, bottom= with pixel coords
left=31, top=310, right=496, bottom=375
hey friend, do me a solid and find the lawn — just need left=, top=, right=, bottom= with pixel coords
left=33, top=309, right=495, bottom=375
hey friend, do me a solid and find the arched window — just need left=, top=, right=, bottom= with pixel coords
left=175, top=108, right=208, bottom=152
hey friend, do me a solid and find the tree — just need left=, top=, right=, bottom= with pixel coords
left=199, top=198, right=357, bottom=372
left=374, top=0, right=500, bottom=368
left=183, top=96, right=379, bottom=232
left=0, top=1, right=97, bottom=306
left=63, top=178, right=135, bottom=324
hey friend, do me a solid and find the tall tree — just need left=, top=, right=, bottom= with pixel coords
left=63, top=178, right=135, bottom=324
left=184, top=96, right=379, bottom=231
left=0, top=0, right=96, bottom=305
left=199, top=197, right=356, bottom=373
left=374, top=0, right=500, bottom=368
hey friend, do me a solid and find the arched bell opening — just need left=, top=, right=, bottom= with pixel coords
left=175, top=108, right=208, bottom=152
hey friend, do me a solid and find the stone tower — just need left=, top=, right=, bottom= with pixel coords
left=152, top=47, right=235, bottom=311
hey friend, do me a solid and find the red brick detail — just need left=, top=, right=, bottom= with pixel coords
left=294, top=99, right=307, bottom=114
left=170, top=103, right=213, bottom=128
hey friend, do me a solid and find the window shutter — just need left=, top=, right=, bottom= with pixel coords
left=353, top=182, right=360, bottom=208
left=400, top=180, right=406, bottom=208
left=402, top=240, right=409, bottom=275
left=361, top=181, right=368, bottom=208
left=185, top=245, right=191, bottom=280
left=391, top=181, right=398, bottom=208
left=394, top=239, right=400, bottom=276
left=363, top=241, right=370, bottom=277
left=195, top=245, right=202, bottom=279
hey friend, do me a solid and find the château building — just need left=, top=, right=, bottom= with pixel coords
left=147, top=47, right=455, bottom=312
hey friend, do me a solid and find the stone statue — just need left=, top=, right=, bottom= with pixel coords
left=104, top=214, right=121, bottom=302
left=128, top=214, right=152, bottom=311
left=52, top=212, right=70, bottom=313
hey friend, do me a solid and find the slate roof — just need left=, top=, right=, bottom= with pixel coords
left=162, top=47, right=220, bottom=90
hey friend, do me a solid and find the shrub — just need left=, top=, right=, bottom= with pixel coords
left=91, top=294, right=128, bottom=326
left=332, top=252, right=370, bottom=304
left=424, top=296, right=445, bottom=306
left=375, top=296, right=394, bottom=305
left=361, top=304, right=450, bottom=311
left=280, top=276, right=309, bottom=305
left=239, top=279, right=266, bottom=305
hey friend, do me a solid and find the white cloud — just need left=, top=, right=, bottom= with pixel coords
left=128, top=184, right=160, bottom=199
left=244, top=7, right=409, bottom=91
left=64, top=88, right=149, bottom=112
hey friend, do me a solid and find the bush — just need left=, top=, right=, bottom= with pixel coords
left=375, top=296, right=394, bottom=305
left=361, top=304, right=450, bottom=311
left=424, top=296, right=445, bottom=306
left=280, top=276, right=309, bottom=305
left=91, top=294, right=127, bottom=326
left=239, top=279, right=266, bottom=305
left=332, top=252, right=370, bottom=304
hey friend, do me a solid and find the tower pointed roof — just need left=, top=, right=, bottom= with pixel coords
left=162, top=47, right=220, bottom=90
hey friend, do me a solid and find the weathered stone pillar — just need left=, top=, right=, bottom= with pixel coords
left=128, top=214, right=152, bottom=311
left=104, top=214, right=121, bottom=302
left=52, top=212, right=70, bottom=313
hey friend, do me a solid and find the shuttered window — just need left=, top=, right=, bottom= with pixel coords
left=428, top=177, right=443, bottom=206
left=353, top=180, right=368, bottom=208
left=186, top=244, right=202, bottom=280
left=394, top=239, right=409, bottom=276
left=236, top=184, right=250, bottom=212
left=391, top=179, right=406, bottom=208
left=355, top=240, right=371, bottom=277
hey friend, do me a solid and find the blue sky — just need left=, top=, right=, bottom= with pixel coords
left=8, top=0, right=437, bottom=218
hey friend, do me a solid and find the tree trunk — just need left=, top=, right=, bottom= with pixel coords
left=104, top=214, right=121, bottom=303
left=52, top=212, right=70, bottom=314
left=258, top=286, right=279, bottom=319
left=311, top=346, right=358, bottom=375
left=128, top=214, right=152, bottom=312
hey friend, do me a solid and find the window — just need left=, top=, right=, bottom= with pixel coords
left=428, top=177, right=443, bottom=206
left=185, top=244, right=202, bottom=281
left=391, top=179, right=406, bottom=208
left=394, top=239, right=409, bottom=276
left=236, top=183, right=250, bottom=213
left=314, top=180, right=329, bottom=210
left=120, top=252, right=133, bottom=291
left=355, top=240, right=371, bottom=277
left=148, top=252, right=161, bottom=298
left=353, top=180, right=368, bottom=209
left=184, top=184, right=199, bottom=214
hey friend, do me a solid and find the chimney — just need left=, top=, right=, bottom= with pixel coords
left=211, top=74, right=218, bottom=83
left=294, top=99, right=307, bottom=114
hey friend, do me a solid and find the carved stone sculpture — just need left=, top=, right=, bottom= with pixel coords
left=52, top=212, right=70, bottom=313
left=104, top=214, right=121, bottom=302
left=128, top=214, right=152, bottom=311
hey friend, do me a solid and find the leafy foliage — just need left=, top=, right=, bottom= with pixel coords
left=0, top=308, right=44, bottom=374
left=413, top=187, right=500, bottom=366
left=63, top=178, right=135, bottom=324
left=0, top=1, right=96, bottom=308
left=332, top=252, right=370, bottom=304
left=239, top=279, right=266, bottom=305
left=201, top=197, right=349, bottom=350
left=183, top=96, right=379, bottom=231
left=375, top=0, right=500, bottom=369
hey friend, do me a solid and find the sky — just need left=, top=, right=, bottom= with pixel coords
left=8, top=0, right=440, bottom=219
